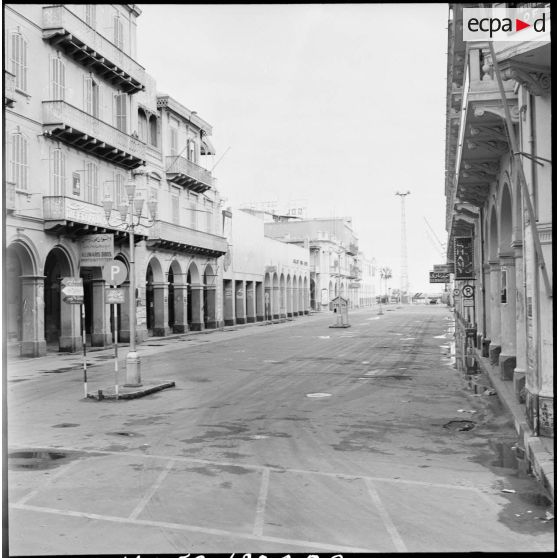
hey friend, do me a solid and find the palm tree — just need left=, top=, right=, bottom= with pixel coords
left=380, top=267, right=392, bottom=302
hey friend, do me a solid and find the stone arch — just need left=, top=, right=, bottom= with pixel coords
left=146, top=256, right=165, bottom=335
left=203, top=264, right=217, bottom=328
left=287, top=274, right=293, bottom=317
left=499, top=182, right=513, bottom=254
left=303, top=276, right=308, bottom=313
left=167, top=259, right=184, bottom=331
left=44, top=245, right=78, bottom=351
left=272, top=272, right=279, bottom=318
left=7, top=240, right=39, bottom=351
left=187, top=261, right=203, bottom=330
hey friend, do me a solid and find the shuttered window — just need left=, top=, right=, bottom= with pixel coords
left=114, top=93, right=127, bottom=132
left=11, top=32, right=28, bottom=92
left=52, top=149, right=65, bottom=195
left=11, top=133, right=28, bottom=190
left=205, top=200, right=213, bottom=233
left=113, top=16, right=124, bottom=49
left=189, top=194, right=198, bottom=229
left=51, top=57, right=65, bottom=100
left=170, top=126, right=178, bottom=156
left=85, top=5, right=96, bottom=27
left=85, top=162, right=98, bottom=204
left=171, top=188, right=180, bottom=225
left=84, top=76, right=100, bottom=117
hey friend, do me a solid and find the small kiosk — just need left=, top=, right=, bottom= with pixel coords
left=329, top=296, right=350, bottom=328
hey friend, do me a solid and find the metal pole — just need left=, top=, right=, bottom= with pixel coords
left=125, top=223, right=141, bottom=385
left=113, top=298, right=119, bottom=399
left=337, top=251, right=342, bottom=326
left=81, top=304, right=87, bottom=398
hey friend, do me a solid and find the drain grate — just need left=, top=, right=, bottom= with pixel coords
left=444, top=420, right=476, bottom=432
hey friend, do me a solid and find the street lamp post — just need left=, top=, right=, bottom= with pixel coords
left=103, top=178, right=158, bottom=386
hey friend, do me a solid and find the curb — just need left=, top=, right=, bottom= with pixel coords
left=86, top=381, right=176, bottom=401
left=473, top=348, right=555, bottom=502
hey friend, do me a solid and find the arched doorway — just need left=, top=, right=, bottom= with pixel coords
left=146, top=264, right=154, bottom=334
left=310, top=278, right=316, bottom=311
left=146, top=257, right=167, bottom=336
left=187, top=262, right=203, bottom=330
left=264, top=273, right=272, bottom=321
left=204, top=265, right=217, bottom=329
left=7, top=240, right=45, bottom=356
left=44, top=247, right=79, bottom=352
left=286, top=275, right=293, bottom=317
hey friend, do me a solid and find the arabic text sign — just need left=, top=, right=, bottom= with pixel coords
left=430, top=272, right=450, bottom=284
left=80, top=234, right=114, bottom=267
left=105, top=288, right=125, bottom=304
left=61, top=277, right=84, bottom=304
left=454, top=237, right=474, bottom=280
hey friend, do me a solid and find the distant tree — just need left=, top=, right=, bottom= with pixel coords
left=380, top=267, right=392, bottom=298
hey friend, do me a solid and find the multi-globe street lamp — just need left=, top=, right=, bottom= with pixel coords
left=102, top=178, right=157, bottom=387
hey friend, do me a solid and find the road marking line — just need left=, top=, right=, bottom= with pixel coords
left=15, top=458, right=81, bottom=506
left=10, top=503, right=375, bottom=553
left=8, top=444, right=481, bottom=492
left=253, top=467, right=270, bottom=536
left=365, top=479, right=408, bottom=552
left=128, top=459, right=175, bottom=520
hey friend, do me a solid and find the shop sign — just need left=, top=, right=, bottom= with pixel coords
left=80, top=234, right=114, bottom=267
left=454, top=237, right=474, bottom=280
left=430, top=271, right=450, bottom=283
left=433, top=264, right=451, bottom=273
left=61, top=277, right=84, bottom=304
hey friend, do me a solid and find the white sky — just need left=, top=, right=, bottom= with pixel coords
left=137, top=3, right=449, bottom=294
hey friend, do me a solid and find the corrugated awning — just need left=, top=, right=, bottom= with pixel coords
left=201, top=137, right=216, bottom=156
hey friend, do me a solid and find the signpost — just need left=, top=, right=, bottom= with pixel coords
left=61, top=278, right=87, bottom=398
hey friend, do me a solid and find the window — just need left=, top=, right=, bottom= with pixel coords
left=114, top=93, right=127, bottom=132
left=84, top=76, right=99, bottom=117
left=85, top=162, right=98, bottom=204
left=189, top=193, right=198, bottom=229
left=171, top=188, right=180, bottom=225
left=85, top=5, right=96, bottom=27
left=51, top=57, right=65, bottom=100
left=11, top=132, right=28, bottom=190
left=149, top=115, right=158, bottom=147
left=188, top=139, right=196, bottom=162
left=11, top=32, right=28, bottom=92
left=113, top=16, right=123, bottom=49
left=500, top=269, right=508, bottom=304
left=205, top=200, right=213, bottom=232
left=138, top=110, right=148, bottom=142
left=52, top=149, right=65, bottom=195
left=170, top=126, right=178, bottom=156
left=115, top=173, right=126, bottom=205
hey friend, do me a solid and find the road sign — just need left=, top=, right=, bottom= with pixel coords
left=103, top=260, right=127, bottom=286
left=453, top=288, right=461, bottom=296
left=105, top=288, right=125, bottom=304
left=463, top=297, right=475, bottom=307
left=61, top=277, right=84, bottom=304
left=462, top=285, right=474, bottom=298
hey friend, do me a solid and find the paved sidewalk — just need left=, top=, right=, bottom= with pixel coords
left=473, top=349, right=555, bottom=504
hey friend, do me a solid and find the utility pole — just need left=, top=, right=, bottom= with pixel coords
left=395, top=191, right=411, bottom=304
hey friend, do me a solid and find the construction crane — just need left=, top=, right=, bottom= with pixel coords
left=424, top=217, right=446, bottom=259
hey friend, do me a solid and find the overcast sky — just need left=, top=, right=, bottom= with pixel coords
left=137, top=3, right=449, bottom=294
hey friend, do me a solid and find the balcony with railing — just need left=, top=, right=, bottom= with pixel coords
left=146, top=220, right=227, bottom=257
left=346, top=241, right=359, bottom=255
left=43, top=101, right=146, bottom=169
left=43, top=196, right=149, bottom=240
left=165, top=156, right=214, bottom=193
left=42, top=5, right=145, bottom=94
left=4, top=70, right=16, bottom=107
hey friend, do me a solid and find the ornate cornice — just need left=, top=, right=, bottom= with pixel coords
left=500, top=61, right=551, bottom=97
left=473, top=104, right=519, bottom=123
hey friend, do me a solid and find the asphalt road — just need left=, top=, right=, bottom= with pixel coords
left=7, top=305, right=555, bottom=554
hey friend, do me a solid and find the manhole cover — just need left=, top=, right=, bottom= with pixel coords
left=306, top=393, right=332, bottom=398
left=444, top=420, right=476, bottom=432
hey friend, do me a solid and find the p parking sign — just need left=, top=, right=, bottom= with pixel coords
left=102, top=260, right=127, bottom=286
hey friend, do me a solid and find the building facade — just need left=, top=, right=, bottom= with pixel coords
left=5, top=4, right=227, bottom=356
left=444, top=5, right=552, bottom=437
left=262, top=217, right=375, bottom=311
left=222, top=208, right=310, bottom=325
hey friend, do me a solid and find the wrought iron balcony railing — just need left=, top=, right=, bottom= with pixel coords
left=4, top=71, right=16, bottom=107
left=165, top=155, right=214, bottom=193
left=42, top=5, right=145, bottom=94
left=43, top=101, right=146, bottom=169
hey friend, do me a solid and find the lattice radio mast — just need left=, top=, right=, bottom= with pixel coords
left=395, top=191, right=411, bottom=303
